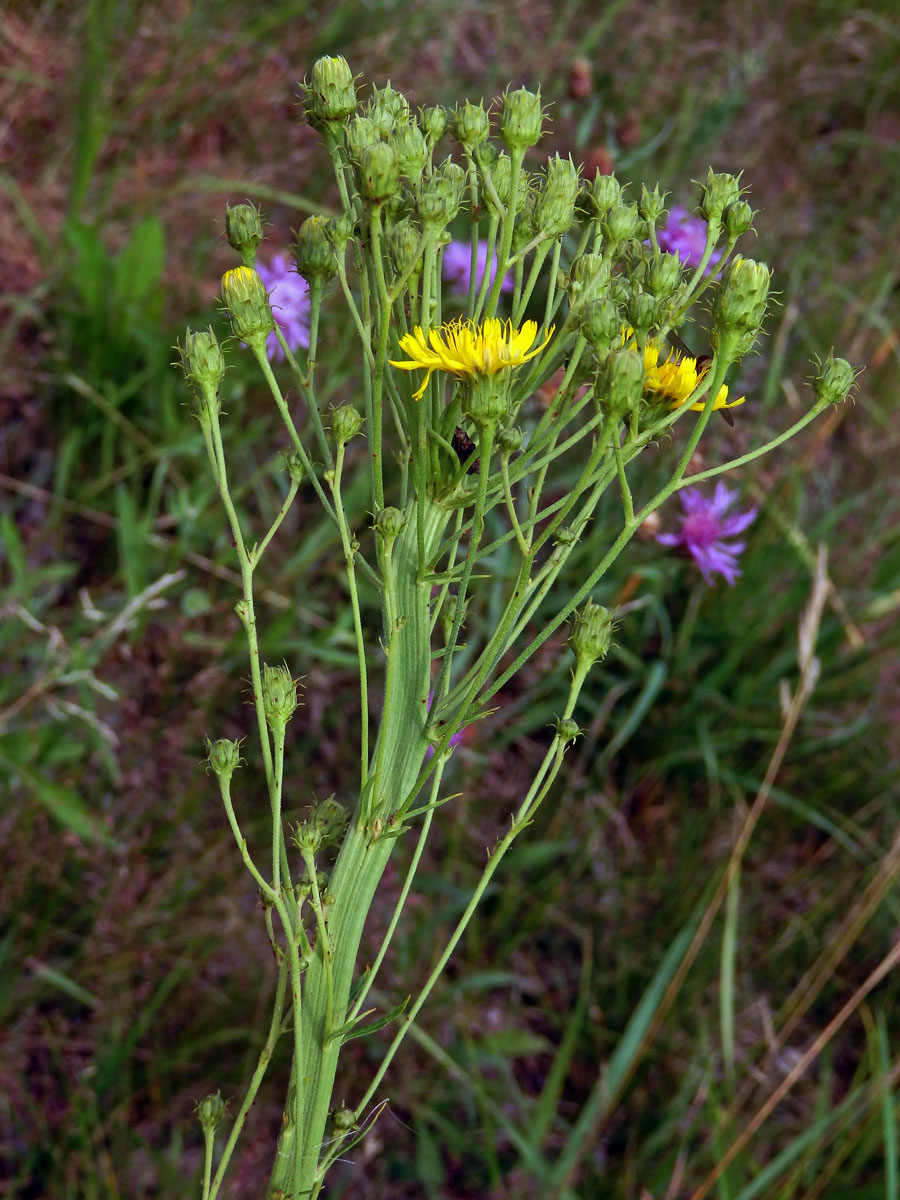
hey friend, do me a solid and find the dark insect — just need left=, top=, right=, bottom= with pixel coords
left=451, top=426, right=481, bottom=474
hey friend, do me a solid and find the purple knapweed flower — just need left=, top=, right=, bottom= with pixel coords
left=255, top=254, right=311, bottom=362
left=656, top=205, right=723, bottom=275
left=656, top=483, right=757, bottom=586
left=442, top=240, right=514, bottom=297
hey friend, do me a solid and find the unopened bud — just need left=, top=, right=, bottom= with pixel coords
left=602, top=201, right=641, bottom=247
left=374, top=506, right=406, bottom=542
left=179, top=327, right=225, bottom=406
left=325, top=213, right=355, bottom=254
left=499, top=86, right=545, bottom=152
left=454, top=101, right=491, bottom=150
left=225, top=202, right=264, bottom=266
left=195, top=1091, right=228, bottom=1135
left=345, top=115, right=379, bottom=162
left=497, top=426, right=523, bottom=456
left=283, top=450, right=305, bottom=485
left=294, top=215, right=335, bottom=284
left=555, top=717, right=582, bottom=744
left=331, top=1103, right=357, bottom=1132
left=569, top=599, right=614, bottom=666
left=813, top=352, right=857, bottom=407
left=204, top=737, right=243, bottom=781
left=639, top=183, right=667, bottom=225
left=698, top=168, right=743, bottom=227
left=391, top=123, right=428, bottom=181
left=600, top=347, right=644, bottom=419
left=580, top=298, right=620, bottom=357
left=420, top=104, right=448, bottom=148
left=388, top=218, right=422, bottom=277
left=712, top=255, right=771, bottom=358
left=645, top=250, right=684, bottom=299
left=358, top=141, right=400, bottom=203
left=261, top=663, right=300, bottom=731
left=221, top=266, right=275, bottom=345
left=554, top=524, right=580, bottom=547
left=723, top=199, right=754, bottom=240
left=626, top=289, right=662, bottom=342
left=567, top=252, right=609, bottom=305
left=585, top=170, right=622, bottom=218
left=535, top=154, right=580, bottom=239
left=305, top=55, right=358, bottom=127
left=417, top=158, right=464, bottom=227
left=367, top=82, right=410, bottom=137
left=331, top=403, right=364, bottom=445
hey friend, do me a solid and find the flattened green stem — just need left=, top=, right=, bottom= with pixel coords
left=354, top=661, right=589, bottom=1120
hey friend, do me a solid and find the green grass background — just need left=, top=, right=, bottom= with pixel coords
left=2, top=0, right=900, bottom=1196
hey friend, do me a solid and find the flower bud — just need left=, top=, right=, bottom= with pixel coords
left=639, top=183, right=667, bottom=225
left=179, top=327, right=226, bottom=405
left=345, top=115, right=379, bottom=162
left=225, top=201, right=264, bottom=266
left=295, top=215, right=335, bottom=284
left=367, top=82, right=410, bottom=137
left=580, top=298, right=620, bottom=357
left=387, top=218, right=423, bottom=278
left=599, top=347, right=644, bottom=419
left=534, top=154, right=580, bottom=238
left=584, top=170, right=622, bottom=218
left=698, top=168, right=743, bottom=227
left=711, top=255, right=771, bottom=357
left=261, top=663, right=300, bottom=732
left=221, top=266, right=275, bottom=345
left=374, top=506, right=406, bottom=542
left=195, top=1091, right=228, bottom=1135
left=499, top=86, right=545, bottom=151
left=497, top=425, right=523, bottom=456
left=553, top=525, right=580, bottom=546
left=293, top=795, right=348, bottom=856
left=417, top=158, right=464, bottom=227
left=331, top=403, right=365, bottom=446
left=305, top=55, right=358, bottom=127
left=555, top=717, right=582, bottom=745
left=204, top=736, right=244, bottom=781
left=358, top=141, right=400, bottom=203
left=511, top=192, right=538, bottom=252
left=569, top=599, right=614, bottom=667
left=325, top=213, right=355, bottom=254
left=645, top=250, right=684, bottom=299
left=331, top=1103, right=357, bottom=1132
left=420, top=104, right=448, bottom=148
left=566, top=252, right=609, bottom=305
left=723, top=199, right=754, bottom=240
left=813, top=352, right=857, bottom=407
left=626, top=289, right=662, bottom=342
left=283, top=450, right=305, bottom=485
left=602, top=200, right=641, bottom=247
left=391, top=123, right=428, bottom=181
left=453, top=101, right=491, bottom=150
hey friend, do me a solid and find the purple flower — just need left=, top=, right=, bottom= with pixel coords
left=255, top=254, right=311, bottom=362
left=656, top=483, right=757, bottom=586
left=442, top=240, right=514, bottom=297
left=656, top=205, right=723, bottom=275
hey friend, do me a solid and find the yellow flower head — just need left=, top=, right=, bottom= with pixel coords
left=390, top=317, right=554, bottom=401
left=625, top=330, right=745, bottom=411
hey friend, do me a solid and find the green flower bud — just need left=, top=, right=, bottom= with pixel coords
left=420, top=104, right=448, bottom=148
left=813, top=352, right=858, bottom=407
left=261, top=663, right=300, bottom=731
left=325, top=213, right=355, bottom=254
left=497, top=425, right=523, bottom=456
left=567, top=252, right=609, bottom=305
left=555, top=717, right=582, bottom=745
left=569, top=599, right=614, bottom=667
left=584, top=170, right=622, bottom=218
left=225, top=201, right=265, bottom=266
left=711, top=255, right=771, bottom=357
left=195, top=1091, right=228, bottom=1135
left=698, top=168, right=743, bottom=226
left=453, top=100, right=491, bottom=150
left=179, top=327, right=226, bottom=406
left=602, top=200, right=641, bottom=247
left=305, top=55, right=358, bottom=127
left=387, top=218, right=423, bottom=277
left=391, top=123, right=428, bottom=181
left=221, top=266, right=275, bottom=345
left=639, top=183, right=668, bottom=226
left=331, top=403, right=365, bottom=445
left=293, top=795, right=348, bottom=856
left=345, top=114, right=379, bottom=162
left=358, top=141, right=400, bottom=204
left=464, top=375, right=511, bottom=432
left=553, top=525, right=580, bottom=546
left=417, top=158, right=464, bottom=227
left=723, top=199, right=754, bottom=240
left=295, top=215, right=335, bottom=284
left=626, top=288, right=662, bottom=341
left=331, top=1103, right=357, bottom=1132
left=645, top=250, right=684, bottom=299
left=599, top=347, right=644, bottom=419
left=367, top=82, right=410, bottom=137
left=374, top=506, right=406, bottom=542
left=204, top=736, right=244, bottom=781
left=580, top=298, right=621, bottom=357
left=499, top=85, right=545, bottom=151
left=534, top=154, right=580, bottom=238
left=283, top=450, right=305, bottom=485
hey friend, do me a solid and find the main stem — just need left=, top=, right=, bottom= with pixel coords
left=267, top=498, right=450, bottom=1199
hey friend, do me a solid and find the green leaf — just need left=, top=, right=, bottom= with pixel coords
left=113, top=216, right=165, bottom=308
left=327, top=995, right=409, bottom=1045
left=0, top=744, right=117, bottom=848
